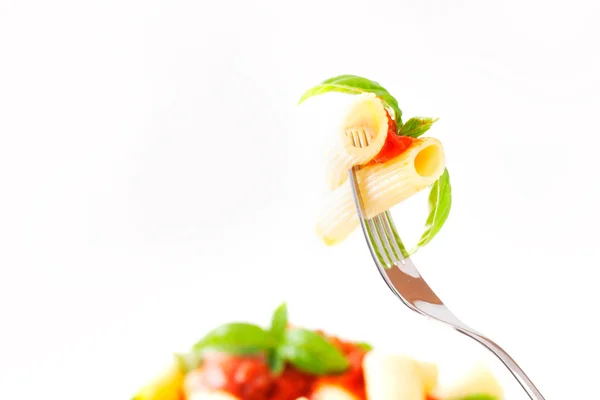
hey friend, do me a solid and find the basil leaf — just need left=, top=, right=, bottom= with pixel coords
left=356, top=341, right=373, bottom=351
left=265, top=302, right=289, bottom=373
left=458, top=395, right=498, bottom=400
left=298, top=74, right=403, bottom=125
left=278, top=328, right=349, bottom=375
left=193, top=323, right=274, bottom=355
left=269, top=302, right=288, bottom=342
left=398, top=117, right=439, bottom=138
left=267, top=351, right=286, bottom=376
left=411, top=168, right=452, bottom=255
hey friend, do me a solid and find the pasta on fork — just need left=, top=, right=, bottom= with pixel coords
left=325, top=93, right=390, bottom=190
left=131, top=76, right=508, bottom=400
left=299, top=75, right=450, bottom=251
left=317, top=137, right=445, bottom=245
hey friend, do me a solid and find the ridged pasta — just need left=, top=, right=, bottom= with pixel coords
left=316, top=137, right=446, bottom=245
left=325, top=93, right=388, bottom=190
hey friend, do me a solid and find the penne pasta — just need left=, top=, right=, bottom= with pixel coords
left=415, top=361, right=439, bottom=394
left=316, top=137, right=446, bottom=245
left=363, top=351, right=424, bottom=400
left=325, top=93, right=388, bottom=190
left=311, top=384, right=361, bottom=400
left=135, top=303, right=506, bottom=400
left=133, top=362, right=184, bottom=400
left=433, top=364, right=503, bottom=400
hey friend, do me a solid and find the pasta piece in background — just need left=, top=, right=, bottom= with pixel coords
left=311, top=384, right=362, bottom=400
left=433, top=364, right=504, bottom=400
left=132, top=362, right=184, bottom=400
left=325, top=93, right=388, bottom=190
left=316, top=137, right=446, bottom=245
left=363, top=351, right=425, bottom=400
left=414, top=361, right=439, bottom=394
left=133, top=303, right=506, bottom=400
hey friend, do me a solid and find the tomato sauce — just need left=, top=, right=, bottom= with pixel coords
left=184, top=332, right=368, bottom=400
left=185, top=353, right=273, bottom=400
left=367, top=110, right=414, bottom=165
left=269, top=365, right=315, bottom=400
left=312, top=332, right=368, bottom=400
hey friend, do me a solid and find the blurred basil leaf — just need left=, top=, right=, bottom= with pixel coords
left=298, top=74, right=403, bottom=125
left=278, top=328, right=349, bottom=375
left=193, top=322, right=274, bottom=355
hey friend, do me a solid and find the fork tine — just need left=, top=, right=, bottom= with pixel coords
left=383, top=211, right=408, bottom=260
left=348, top=131, right=392, bottom=267
left=380, top=211, right=408, bottom=261
left=366, top=217, right=392, bottom=267
left=356, top=130, right=363, bottom=147
left=359, top=128, right=368, bottom=147
left=372, top=214, right=396, bottom=267
left=377, top=214, right=402, bottom=262
left=348, top=167, right=389, bottom=268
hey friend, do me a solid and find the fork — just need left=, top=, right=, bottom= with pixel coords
left=346, top=131, right=545, bottom=400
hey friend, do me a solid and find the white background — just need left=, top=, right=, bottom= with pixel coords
left=1, top=0, right=599, bottom=399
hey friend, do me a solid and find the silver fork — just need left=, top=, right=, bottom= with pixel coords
left=346, top=131, right=545, bottom=400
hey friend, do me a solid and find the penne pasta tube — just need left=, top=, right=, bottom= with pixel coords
left=415, top=361, right=439, bottom=394
left=325, top=93, right=389, bottom=190
left=363, top=351, right=424, bottom=400
left=433, top=364, right=503, bottom=400
left=311, top=384, right=362, bottom=400
left=133, top=362, right=184, bottom=400
left=316, top=137, right=446, bottom=245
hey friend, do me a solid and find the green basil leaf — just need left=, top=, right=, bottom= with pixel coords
left=267, top=351, right=286, bottom=376
left=298, top=74, right=403, bottom=125
left=278, top=328, right=349, bottom=375
left=410, top=168, right=452, bottom=255
left=193, top=322, right=274, bottom=355
left=269, top=302, right=288, bottom=342
left=355, top=341, right=373, bottom=351
left=265, top=303, right=289, bottom=374
left=398, top=117, right=439, bottom=138
left=458, top=395, right=498, bottom=400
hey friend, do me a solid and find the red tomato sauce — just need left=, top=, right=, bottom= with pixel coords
left=184, top=353, right=274, bottom=400
left=367, top=110, right=414, bottom=165
left=311, top=332, right=368, bottom=400
left=184, top=332, right=368, bottom=400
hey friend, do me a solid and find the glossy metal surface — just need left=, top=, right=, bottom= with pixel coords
left=348, top=167, right=545, bottom=400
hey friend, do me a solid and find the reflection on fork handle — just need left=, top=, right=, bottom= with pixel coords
left=347, top=167, right=546, bottom=400
left=386, top=264, right=546, bottom=400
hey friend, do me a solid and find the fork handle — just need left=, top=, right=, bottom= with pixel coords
left=460, top=329, right=545, bottom=400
